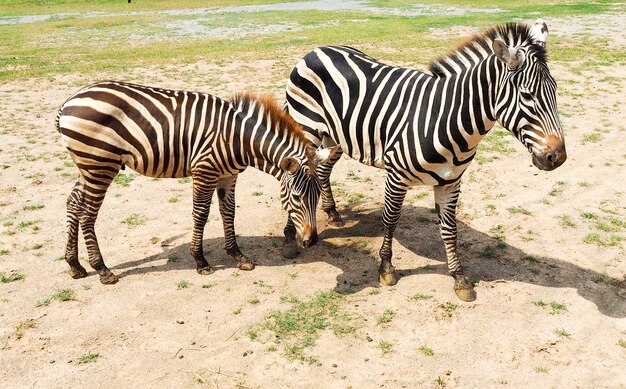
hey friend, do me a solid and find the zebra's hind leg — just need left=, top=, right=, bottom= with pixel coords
left=65, top=180, right=88, bottom=279
left=317, top=146, right=344, bottom=227
left=434, top=182, right=476, bottom=302
left=281, top=214, right=299, bottom=259
left=77, top=173, right=119, bottom=284
left=190, top=171, right=218, bottom=275
left=378, top=174, right=408, bottom=286
left=217, top=175, right=254, bottom=271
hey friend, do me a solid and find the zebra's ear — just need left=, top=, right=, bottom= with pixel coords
left=529, top=19, right=549, bottom=47
left=493, top=39, right=525, bottom=70
left=280, top=156, right=300, bottom=174
left=313, top=145, right=340, bottom=166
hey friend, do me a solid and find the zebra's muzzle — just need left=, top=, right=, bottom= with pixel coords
left=532, top=138, right=567, bottom=171
left=299, top=225, right=318, bottom=248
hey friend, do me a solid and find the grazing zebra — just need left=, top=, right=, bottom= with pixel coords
left=285, top=20, right=567, bottom=301
left=57, top=81, right=336, bottom=284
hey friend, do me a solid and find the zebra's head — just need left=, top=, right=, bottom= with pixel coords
left=492, top=20, right=567, bottom=171
left=279, top=146, right=339, bottom=248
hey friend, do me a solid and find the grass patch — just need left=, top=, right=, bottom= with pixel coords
left=348, top=193, right=365, bottom=204
left=507, top=206, right=531, bottom=215
left=379, top=340, right=393, bottom=354
left=377, top=308, right=395, bottom=324
left=419, top=345, right=434, bottom=356
left=247, top=290, right=356, bottom=364
left=411, top=293, right=433, bottom=301
left=15, top=318, right=36, bottom=339
left=78, top=352, right=100, bottom=364
left=177, top=280, right=190, bottom=289
left=22, top=204, right=44, bottom=211
left=554, top=328, right=571, bottom=338
left=121, top=213, right=146, bottom=227
left=0, top=272, right=24, bottom=283
left=113, top=173, right=136, bottom=187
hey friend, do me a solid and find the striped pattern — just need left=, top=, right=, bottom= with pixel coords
left=285, top=21, right=566, bottom=300
left=58, top=81, right=324, bottom=284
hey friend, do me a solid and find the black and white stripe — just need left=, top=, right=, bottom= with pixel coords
left=285, top=20, right=566, bottom=301
left=58, top=81, right=333, bottom=284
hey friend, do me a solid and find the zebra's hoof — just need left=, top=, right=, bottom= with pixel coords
left=100, top=272, right=119, bottom=285
left=454, top=286, right=476, bottom=302
left=379, top=271, right=398, bottom=286
left=197, top=266, right=214, bottom=275
left=281, top=243, right=299, bottom=259
left=453, top=275, right=476, bottom=302
left=238, top=261, right=255, bottom=271
left=69, top=267, right=88, bottom=279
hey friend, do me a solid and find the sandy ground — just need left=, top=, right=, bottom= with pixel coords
left=1, top=15, right=625, bottom=389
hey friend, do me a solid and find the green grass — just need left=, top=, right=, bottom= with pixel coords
left=78, top=352, right=100, bottom=364
left=419, top=345, right=434, bottom=356
left=247, top=290, right=356, bottom=363
left=411, top=293, right=433, bottom=301
left=121, top=213, right=146, bottom=227
left=0, top=272, right=24, bottom=283
left=0, top=1, right=619, bottom=83
left=113, top=172, right=136, bottom=187
left=177, top=280, right=190, bottom=289
left=377, top=308, right=396, bottom=324
left=379, top=340, right=393, bottom=354
left=535, top=366, right=549, bottom=374
left=507, top=207, right=532, bottom=215
left=347, top=193, right=365, bottom=204
left=554, top=328, right=571, bottom=338
left=22, top=204, right=44, bottom=211
left=37, top=288, right=74, bottom=306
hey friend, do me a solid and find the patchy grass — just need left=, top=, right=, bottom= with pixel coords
left=15, top=319, right=36, bottom=339
left=246, top=291, right=356, bottom=363
left=507, top=206, right=532, bottom=215
left=419, top=345, right=435, bottom=356
left=411, top=293, right=433, bottom=301
left=78, top=352, right=101, bottom=364
left=0, top=272, right=25, bottom=283
left=379, top=340, right=393, bottom=354
left=554, top=328, right=571, bottom=338
left=113, top=173, right=136, bottom=187
left=177, top=280, right=190, bottom=289
left=377, top=309, right=396, bottom=325
left=121, top=213, right=146, bottom=227
left=22, top=204, right=44, bottom=211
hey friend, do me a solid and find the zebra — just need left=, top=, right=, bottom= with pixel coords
left=284, top=20, right=567, bottom=301
left=57, top=81, right=337, bottom=284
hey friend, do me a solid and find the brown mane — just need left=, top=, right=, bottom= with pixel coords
left=429, top=23, right=547, bottom=76
left=231, top=92, right=317, bottom=167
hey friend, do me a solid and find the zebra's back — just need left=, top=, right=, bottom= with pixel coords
left=58, top=81, right=229, bottom=178
left=287, top=45, right=437, bottom=171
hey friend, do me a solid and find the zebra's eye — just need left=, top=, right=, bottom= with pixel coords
left=292, top=194, right=301, bottom=202
left=520, top=91, right=533, bottom=101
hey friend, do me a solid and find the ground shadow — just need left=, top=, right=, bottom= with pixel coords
left=110, top=205, right=625, bottom=318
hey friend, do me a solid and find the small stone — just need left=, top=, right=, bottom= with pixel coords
left=366, top=335, right=373, bottom=342
left=178, top=355, right=184, bottom=359
left=332, top=364, right=337, bottom=368
left=49, top=360, right=55, bottom=364
left=176, top=320, right=184, bottom=324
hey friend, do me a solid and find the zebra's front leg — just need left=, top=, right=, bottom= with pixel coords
left=190, top=173, right=218, bottom=275
left=217, top=175, right=254, bottom=271
left=434, top=181, right=476, bottom=302
left=318, top=146, right=344, bottom=227
left=378, top=175, right=408, bottom=286
left=65, top=180, right=88, bottom=279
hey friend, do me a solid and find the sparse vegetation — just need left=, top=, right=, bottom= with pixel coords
left=177, top=280, right=190, bottom=289
left=122, top=213, right=146, bottom=227
left=247, top=291, right=356, bottom=363
left=1, top=272, right=24, bottom=283
left=78, top=352, right=101, bottom=364
left=554, top=328, right=571, bottom=338
left=377, top=308, right=396, bottom=324
left=411, top=293, right=433, bottom=301
left=15, top=319, right=36, bottom=339
left=113, top=172, right=136, bottom=187
left=379, top=340, right=393, bottom=354
left=419, top=345, right=434, bottom=356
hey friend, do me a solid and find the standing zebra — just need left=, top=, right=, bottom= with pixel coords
left=285, top=20, right=567, bottom=301
left=58, top=81, right=336, bottom=284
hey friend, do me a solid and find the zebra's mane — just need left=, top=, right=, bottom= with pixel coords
left=231, top=92, right=316, bottom=161
left=428, top=23, right=548, bottom=77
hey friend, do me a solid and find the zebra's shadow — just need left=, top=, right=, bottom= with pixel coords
left=112, top=204, right=625, bottom=318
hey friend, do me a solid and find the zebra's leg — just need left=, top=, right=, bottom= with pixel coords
left=78, top=174, right=118, bottom=284
left=318, top=147, right=344, bottom=227
left=378, top=175, right=408, bottom=286
left=217, top=175, right=255, bottom=271
left=281, top=214, right=299, bottom=259
left=434, top=181, right=476, bottom=302
left=64, top=180, right=87, bottom=279
left=190, top=172, right=218, bottom=275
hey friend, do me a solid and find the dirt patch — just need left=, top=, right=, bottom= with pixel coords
left=0, top=14, right=625, bottom=389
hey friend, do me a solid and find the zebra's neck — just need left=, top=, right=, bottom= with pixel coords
left=233, top=98, right=309, bottom=180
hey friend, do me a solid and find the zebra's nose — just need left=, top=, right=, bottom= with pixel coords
left=546, top=140, right=567, bottom=169
left=301, top=226, right=318, bottom=248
